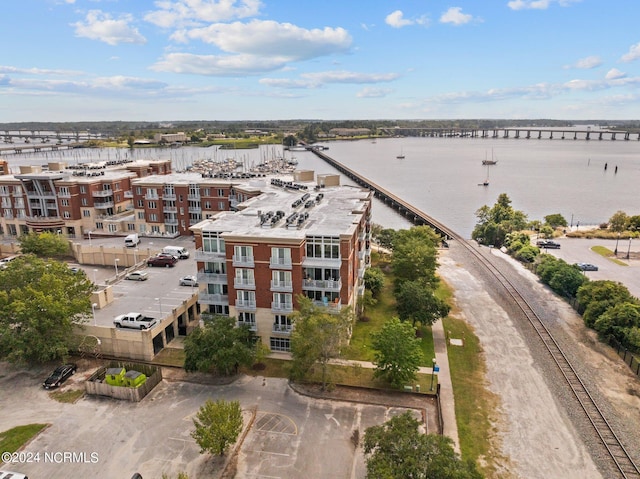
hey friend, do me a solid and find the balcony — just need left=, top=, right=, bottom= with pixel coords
left=272, top=324, right=293, bottom=335
left=188, top=206, right=202, bottom=214
left=1, top=200, right=11, bottom=209
left=270, top=280, right=293, bottom=292
left=163, top=206, right=177, bottom=212
left=164, top=218, right=178, bottom=225
left=92, top=190, right=112, bottom=198
left=313, top=299, right=343, bottom=313
left=232, top=255, right=254, bottom=268
left=271, top=302, right=293, bottom=313
left=302, top=256, right=342, bottom=268
left=194, top=249, right=225, bottom=261
left=358, top=249, right=365, bottom=260
left=237, top=320, right=257, bottom=331
left=198, top=293, right=229, bottom=305
left=57, top=191, right=71, bottom=198
left=0, top=189, right=10, bottom=196
left=234, top=278, right=256, bottom=290
left=235, top=299, right=257, bottom=311
left=302, top=278, right=341, bottom=291
left=197, top=270, right=228, bottom=283
left=270, top=257, right=292, bottom=270
left=94, top=201, right=114, bottom=209
left=124, top=191, right=134, bottom=198
left=163, top=193, right=176, bottom=200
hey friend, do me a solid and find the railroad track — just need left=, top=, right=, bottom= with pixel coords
left=450, top=234, right=640, bottom=479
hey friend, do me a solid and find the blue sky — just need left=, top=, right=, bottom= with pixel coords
left=2, top=0, right=640, bottom=122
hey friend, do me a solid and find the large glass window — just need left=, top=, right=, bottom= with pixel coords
left=270, top=337, right=290, bottom=352
left=305, top=236, right=340, bottom=259
left=203, top=231, right=225, bottom=253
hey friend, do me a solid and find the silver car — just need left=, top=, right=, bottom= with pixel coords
left=179, top=275, right=198, bottom=287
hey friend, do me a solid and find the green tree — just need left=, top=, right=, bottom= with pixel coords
left=593, top=302, right=640, bottom=343
left=609, top=210, right=629, bottom=232
left=371, top=317, right=423, bottom=388
left=376, top=228, right=397, bottom=252
left=191, top=399, right=243, bottom=456
left=364, top=267, right=385, bottom=298
left=363, top=411, right=483, bottom=479
left=472, top=193, right=528, bottom=247
left=19, top=232, right=69, bottom=258
left=290, top=296, right=354, bottom=390
left=544, top=213, right=568, bottom=228
left=396, top=281, right=450, bottom=327
left=577, top=280, right=636, bottom=328
left=183, top=316, right=255, bottom=375
left=0, top=255, right=94, bottom=364
left=628, top=215, right=640, bottom=232
left=391, top=226, right=440, bottom=289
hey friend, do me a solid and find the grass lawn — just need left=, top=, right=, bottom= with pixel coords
left=0, top=424, right=48, bottom=457
left=591, top=245, right=628, bottom=265
left=49, top=389, right=85, bottom=403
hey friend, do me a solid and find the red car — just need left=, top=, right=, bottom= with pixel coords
left=147, top=255, right=177, bottom=267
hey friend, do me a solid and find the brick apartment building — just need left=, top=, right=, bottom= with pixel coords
left=190, top=175, right=373, bottom=352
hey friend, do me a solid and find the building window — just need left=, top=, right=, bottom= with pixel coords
left=79, top=186, right=86, bottom=194
left=218, top=201, right=225, bottom=210
left=204, top=201, right=211, bottom=209
left=238, top=312, right=256, bottom=329
left=148, top=201, right=157, bottom=209
left=203, top=231, right=225, bottom=253
left=149, top=213, right=157, bottom=222
left=137, top=211, right=145, bottom=219
left=306, top=236, right=340, bottom=259
left=59, top=187, right=70, bottom=196
left=108, top=224, right=118, bottom=232
left=273, top=293, right=292, bottom=309
left=270, top=337, right=290, bottom=352
left=235, top=268, right=255, bottom=286
left=81, top=198, right=88, bottom=206
left=151, top=225, right=160, bottom=233
left=202, top=188, right=210, bottom=197
left=63, top=211, right=70, bottom=219
left=61, top=199, right=69, bottom=207
left=234, top=245, right=253, bottom=262
left=217, top=188, right=225, bottom=197
left=208, top=304, right=229, bottom=316
left=83, top=209, right=91, bottom=217
left=127, top=223, right=136, bottom=231
left=95, top=222, right=103, bottom=230
left=272, top=270, right=292, bottom=287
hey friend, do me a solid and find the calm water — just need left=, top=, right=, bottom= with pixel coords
left=4, top=136, right=639, bottom=238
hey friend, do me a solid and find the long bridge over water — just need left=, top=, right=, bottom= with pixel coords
left=380, top=127, right=640, bottom=141
left=309, top=147, right=455, bottom=240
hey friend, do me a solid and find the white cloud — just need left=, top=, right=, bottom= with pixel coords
left=605, top=68, right=626, bottom=80
left=385, top=10, right=413, bottom=28
left=260, top=71, right=400, bottom=89
left=144, top=0, right=262, bottom=28
left=356, top=87, right=393, bottom=98
left=439, top=7, right=474, bottom=26
left=620, top=42, right=640, bottom=62
left=507, top=0, right=581, bottom=10
left=0, top=66, right=82, bottom=76
left=564, top=55, right=602, bottom=69
left=154, top=20, right=352, bottom=75
left=72, top=10, right=147, bottom=46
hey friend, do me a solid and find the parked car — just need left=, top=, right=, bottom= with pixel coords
left=43, top=363, right=77, bottom=389
left=157, top=252, right=179, bottom=260
left=179, top=275, right=198, bottom=287
left=125, top=271, right=149, bottom=281
left=536, top=239, right=561, bottom=249
left=576, top=262, right=598, bottom=271
left=147, top=255, right=178, bottom=267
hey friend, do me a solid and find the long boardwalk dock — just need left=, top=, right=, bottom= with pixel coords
left=309, top=147, right=455, bottom=240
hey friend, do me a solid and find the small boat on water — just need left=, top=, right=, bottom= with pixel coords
left=482, top=149, right=497, bottom=165
left=396, top=147, right=405, bottom=159
left=478, top=163, right=490, bottom=186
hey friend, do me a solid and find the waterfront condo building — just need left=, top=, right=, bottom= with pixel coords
left=190, top=174, right=373, bottom=352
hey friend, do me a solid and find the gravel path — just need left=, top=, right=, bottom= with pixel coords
left=438, top=241, right=640, bottom=479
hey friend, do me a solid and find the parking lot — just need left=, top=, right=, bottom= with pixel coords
left=539, top=236, right=640, bottom=298
left=0, top=363, right=421, bottom=478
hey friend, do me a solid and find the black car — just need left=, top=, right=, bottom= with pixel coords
left=43, top=363, right=77, bottom=389
left=536, top=239, right=561, bottom=249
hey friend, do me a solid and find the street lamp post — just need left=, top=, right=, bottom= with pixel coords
left=627, top=237, right=632, bottom=260
left=614, top=233, right=621, bottom=256
left=430, top=358, right=437, bottom=391
left=114, top=258, right=120, bottom=277
left=92, top=303, right=98, bottom=326
left=155, top=297, right=163, bottom=318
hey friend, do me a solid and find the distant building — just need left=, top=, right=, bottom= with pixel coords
left=328, top=128, right=371, bottom=137
left=153, top=132, right=188, bottom=143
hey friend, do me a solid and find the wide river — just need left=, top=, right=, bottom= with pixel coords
left=4, top=133, right=639, bottom=238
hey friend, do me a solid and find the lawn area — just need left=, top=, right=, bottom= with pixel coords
left=49, top=389, right=85, bottom=403
left=0, top=424, right=48, bottom=457
left=591, top=245, right=628, bottom=265
left=443, top=296, right=504, bottom=477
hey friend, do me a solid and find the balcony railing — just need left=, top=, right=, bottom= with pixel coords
left=313, top=299, right=343, bottom=312
left=272, top=324, right=293, bottom=334
left=163, top=206, right=177, bottom=212
left=163, top=193, right=176, bottom=200
left=302, top=256, right=342, bottom=268
left=232, top=255, right=255, bottom=268
left=198, top=293, right=229, bottom=305
left=270, top=280, right=293, bottom=292
left=271, top=302, right=293, bottom=313
left=194, top=249, right=225, bottom=261
left=94, top=201, right=114, bottom=209
left=302, top=278, right=342, bottom=291
left=235, top=299, right=257, bottom=311
left=237, top=320, right=257, bottom=331
left=197, top=270, right=228, bottom=283
left=234, top=278, right=256, bottom=289
left=270, top=257, right=292, bottom=269
left=92, top=190, right=112, bottom=197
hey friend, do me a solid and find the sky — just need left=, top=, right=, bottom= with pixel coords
left=2, top=0, right=640, bottom=122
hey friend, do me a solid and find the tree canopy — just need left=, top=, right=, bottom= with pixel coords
left=191, top=399, right=243, bottom=456
left=371, top=317, right=423, bottom=388
left=363, top=412, right=483, bottom=479
left=472, top=193, right=528, bottom=247
left=290, top=296, right=354, bottom=390
left=396, top=280, right=450, bottom=327
left=0, top=255, right=94, bottom=364
left=183, top=315, right=255, bottom=375
left=391, top=226, right=440, bottom=289
left=19, top=232, right=70, bottom=258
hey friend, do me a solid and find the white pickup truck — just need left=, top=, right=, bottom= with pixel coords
left=113, top=312, right=157, bottom=330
